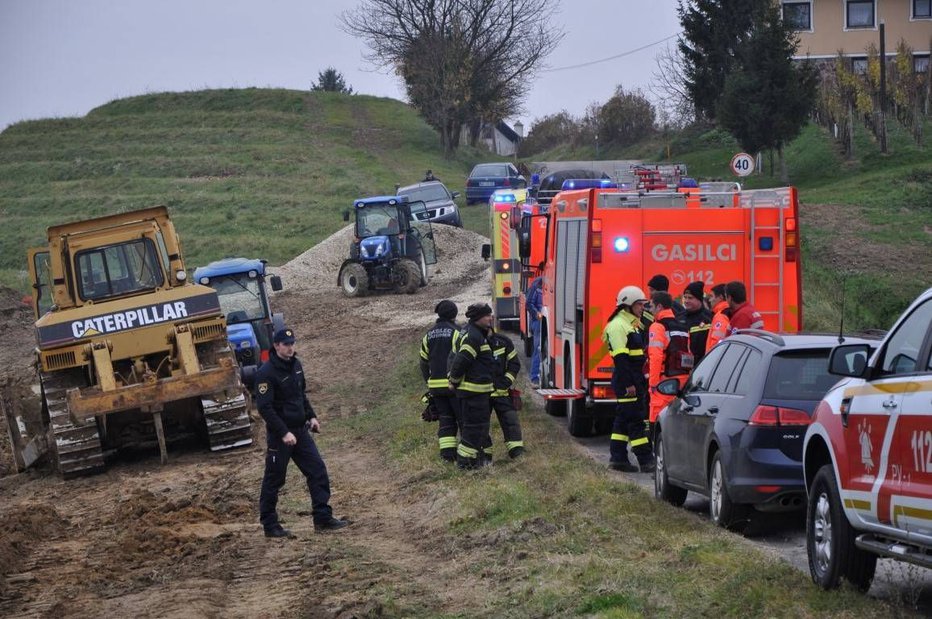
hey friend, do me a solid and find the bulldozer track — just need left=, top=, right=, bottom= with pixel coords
left=201, top=392, right=252, bottom=451
left=42, top=370, right=105, bottom=478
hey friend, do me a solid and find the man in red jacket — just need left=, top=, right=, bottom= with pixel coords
left=725, top=281, right=764, bottom=333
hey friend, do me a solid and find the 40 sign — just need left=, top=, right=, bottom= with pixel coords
left=730, top=152, right=755, bottom=177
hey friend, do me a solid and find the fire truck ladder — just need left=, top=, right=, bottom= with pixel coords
left=748, top=192, right=785, bottom=331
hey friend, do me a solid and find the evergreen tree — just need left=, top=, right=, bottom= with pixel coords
left=715, top=2, right=817, bottom=183
left=677, top=0, right=766, bottom=122
left=312, top=68, right=354, bottom=94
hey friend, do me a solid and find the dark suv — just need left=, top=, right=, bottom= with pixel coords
left=654, top=331, right=878, bottom=530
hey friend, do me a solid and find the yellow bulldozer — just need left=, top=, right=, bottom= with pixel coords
left=4, top=206, right=251, bottom=477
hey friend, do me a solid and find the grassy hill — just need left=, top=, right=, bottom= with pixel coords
left=0, top=88, right=486, bottom=292
left=1, top=88, right=929, bottom=330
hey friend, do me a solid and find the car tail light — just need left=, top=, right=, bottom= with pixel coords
left=749, top=405, right=811, bottom=426
left=503, top=179, right=511, bottom=187
left=755, top=485, right=782, bottom=494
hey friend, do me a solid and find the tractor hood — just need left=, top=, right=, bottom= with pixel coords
left=359, top=236, right=392, bottom=260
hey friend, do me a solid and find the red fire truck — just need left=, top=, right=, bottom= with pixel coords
left=535, top=185, right=803, bottom=436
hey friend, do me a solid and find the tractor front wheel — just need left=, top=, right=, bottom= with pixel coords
left=340, top=263, right=369, bottom=297
left=396, top=259, right=420, bottom=294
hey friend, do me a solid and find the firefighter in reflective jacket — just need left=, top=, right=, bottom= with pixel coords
left=647, top=292, right=691, bottom=430
left=602, top=286, right=655, bottom=474
left=681, top=281, right=712, bottom=365
left=448, top=303, right=496, bottom=469
left=706, top=283, right=731, bottom=350
left=419, top=300, right=460, bottom=462
left=489, top=328, right=525, bottom=459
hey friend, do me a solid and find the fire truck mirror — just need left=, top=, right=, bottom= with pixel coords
left=518, top=232, right=531, bottom=259
left=480, top=244, right=491, bottom=261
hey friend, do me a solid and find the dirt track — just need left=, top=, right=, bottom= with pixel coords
left=0, top=224, right=497, bottom=618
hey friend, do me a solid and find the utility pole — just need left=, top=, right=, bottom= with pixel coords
left=879, top=22, right=888, bottom=153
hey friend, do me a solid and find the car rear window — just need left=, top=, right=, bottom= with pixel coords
left=472, top=164, right=508, bottom=177
left=763, top=349, right=837, bottom=400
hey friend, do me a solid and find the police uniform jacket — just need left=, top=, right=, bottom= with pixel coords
left=602, top=308, right=647, bottom=402
left=419, top=318, right=458, bottom=395
left=489, top=330, right=521, bottom=397
left=255, top=350, right=316, bottom=438
left=448, top=322, right=495, bottom=396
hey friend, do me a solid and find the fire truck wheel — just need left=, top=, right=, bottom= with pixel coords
left=566, top=396, right=592, bottom=437
left=709, top=451, right=749, bottom=531
left=654, top=432, right=687, bottom=507
left=806, top=464, right=877, bottom=591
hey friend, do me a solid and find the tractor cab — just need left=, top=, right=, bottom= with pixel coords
left=193, top=258, right=284, bottom=385
left=339, top=196, right=436, bottom=296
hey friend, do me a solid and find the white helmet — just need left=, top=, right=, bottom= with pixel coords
left=616, top=285, right=648, bottom=307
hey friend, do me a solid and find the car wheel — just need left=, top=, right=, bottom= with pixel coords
left=806, top=464, right=877, bottom=591
left=654, top=432, right=687, bottom=506
left=709, top=451, right=749, bottom=530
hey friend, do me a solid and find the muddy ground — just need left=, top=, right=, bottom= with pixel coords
left=0, top=224, right=496, bottom=618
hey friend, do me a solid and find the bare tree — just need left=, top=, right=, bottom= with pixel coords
left=649, top=43, right=694, bottom=128
left=341, top=0, right=564, bottom=155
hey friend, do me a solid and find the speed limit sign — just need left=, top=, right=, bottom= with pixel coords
left=730, top=152, right=755, bottom=177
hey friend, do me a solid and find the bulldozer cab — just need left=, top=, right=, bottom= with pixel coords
left=27, top=248, right=53, bottom=319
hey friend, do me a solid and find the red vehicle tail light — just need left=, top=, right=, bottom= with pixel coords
left=749, top=405, right=811, bottom=426
left=591, top=218, right=602, bottom=263
left=503, top=179, right=511, bottom=187
left=785, top=217, right=798, bottom=262
left=592, top=385, right=616, bottom=399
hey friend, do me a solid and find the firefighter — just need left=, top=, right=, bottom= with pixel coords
left=725, top=280, right=764, bottom=333
left=647, top=292, right=691, bottom=434
left=257, top=328, right=349, bottom=537
left=706, top=284, right=732, bottom=350
left=681, top=281, right=712, bottom=365
left=489, top=327, right=525, bottom=459
left=646, top=274, right=685, bottom=318
left=602, top=286, right=655, bottom=474
left=448, top=303, right=496, bottom=469
left=419, top=300, right=460, bottom=462
left=526, top=276, right=543, bottom=387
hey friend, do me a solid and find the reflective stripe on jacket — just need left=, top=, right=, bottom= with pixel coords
left=449, top=322, right=495, bottom=395
left=602, top=309, right=646, bottom=401
left=489, top=330, right=520, bottom=397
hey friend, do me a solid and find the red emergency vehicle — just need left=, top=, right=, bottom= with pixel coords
left=482, top=188, right=533, bottom=331
left=535, top=185, right=803, bottom=436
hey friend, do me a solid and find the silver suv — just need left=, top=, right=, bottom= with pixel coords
left=396, top=181, right=462, bottom=227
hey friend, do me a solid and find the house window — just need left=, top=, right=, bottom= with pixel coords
left=914, top=0, right=932, bottom=19
left=916, top=55, right=930, bottom=73
left=846, top=1, right=875, bottom=28
left=851, top=57, right=869, bottom=74
left=783, top=2, right=812, bottom=30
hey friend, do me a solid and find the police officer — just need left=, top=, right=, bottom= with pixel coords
left=419, top=300, right=460, bottom=462
left=257, top=327, right=348, bottom=537
left=488, top=326, right=525, bottom=459
left=602, top=287, right=655, bottom=473
left=448, top=303, right=496, bottom=469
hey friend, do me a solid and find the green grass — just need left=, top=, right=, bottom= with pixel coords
left=313, top=343, right=907, bottom=618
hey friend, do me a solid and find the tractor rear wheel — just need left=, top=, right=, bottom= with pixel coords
left=340, top=263, right=369, bottom=297
left=397, top=259, right=420, bottom=294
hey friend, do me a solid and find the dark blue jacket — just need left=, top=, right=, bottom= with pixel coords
left=527, top=278, right=543, bottom=327
left=255, top=350, right=316, bottom=438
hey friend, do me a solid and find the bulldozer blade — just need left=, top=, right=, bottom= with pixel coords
left=2, top=387, right=47, bottom=472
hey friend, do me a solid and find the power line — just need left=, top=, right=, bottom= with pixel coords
left=542, top=32, right=682, bottom=73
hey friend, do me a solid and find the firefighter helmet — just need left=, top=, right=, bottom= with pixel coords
left=616, top=285, right=648, bottom=307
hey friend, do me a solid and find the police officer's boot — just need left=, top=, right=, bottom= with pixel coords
left=264, top=524, right=293, bottom=538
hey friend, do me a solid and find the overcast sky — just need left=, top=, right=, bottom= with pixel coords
left=0, top=0, right=681, bottom=133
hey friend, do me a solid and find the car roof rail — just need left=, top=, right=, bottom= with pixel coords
left=734, top=328, right=785, bottom=347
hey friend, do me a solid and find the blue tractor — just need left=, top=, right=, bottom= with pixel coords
left=338, top=195, right=437, bottom=296
left=192, top=258, right=284, bottom=388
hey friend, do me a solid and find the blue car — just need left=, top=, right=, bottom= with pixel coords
left=653, top=331, right=878, bottom=531
left=465, top=162, right=526, bottom=205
